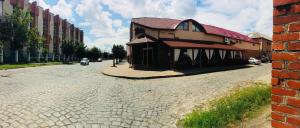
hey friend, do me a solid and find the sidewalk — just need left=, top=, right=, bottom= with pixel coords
left=102, top=62, right=256, bottom=79
left=102, top=63, right=184, bottom=79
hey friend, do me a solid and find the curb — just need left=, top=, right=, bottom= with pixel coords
left=101, top=64, right=257, bottom=80
left=102, top=72, right=187, bottom=80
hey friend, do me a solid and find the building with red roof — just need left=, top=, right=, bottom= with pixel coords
left=127, top=17, right=261, bottom=69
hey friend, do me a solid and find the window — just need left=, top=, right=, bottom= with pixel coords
left=0, top=1, right=3, bottom=16
left=192, top=23, right=202, bottom=32
left=177, top=21, right=189, bottom=30
left=134, top=27, right=145, bottom=36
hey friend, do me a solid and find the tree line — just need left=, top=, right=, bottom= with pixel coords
left=0, top=6, right=127, bottom=64
left=61, top=42, right=127, bottom=63
left=0, top=6, right=44, bottom=63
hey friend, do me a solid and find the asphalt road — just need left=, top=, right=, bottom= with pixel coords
left=0, top=61, right=271, bottom=128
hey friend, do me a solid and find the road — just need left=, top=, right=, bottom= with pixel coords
left=0, top=61, right=271, bottom=128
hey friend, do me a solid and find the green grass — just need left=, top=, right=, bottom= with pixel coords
left=178, top=82, right=271, bottom=128
left=0, top=62, right=63, bottom=70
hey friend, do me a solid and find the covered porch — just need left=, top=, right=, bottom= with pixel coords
left=165, top=41, right=245, bottom=70
left=127, top=38, right=245, bottom=70
left=127, top=36, right=171, bottom=69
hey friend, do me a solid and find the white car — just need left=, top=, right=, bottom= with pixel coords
left=80, top=58, right=90, bottom=65
left=248, top=57, right=261, bottom=65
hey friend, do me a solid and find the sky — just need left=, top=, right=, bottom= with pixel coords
left=29, top=0, right=273, bottom=52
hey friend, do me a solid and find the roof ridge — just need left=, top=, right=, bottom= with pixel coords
left=132, top=17, right=182, bottom=21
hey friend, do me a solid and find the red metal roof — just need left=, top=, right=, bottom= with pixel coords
left=132, top=17, right=256, bottom=43
left=132, top=17, right=181, bottom=30
left=164, top=41, right=242, bottom=50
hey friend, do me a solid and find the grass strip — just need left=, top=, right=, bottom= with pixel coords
left=178, top=82, right=271, bottom=128
left=0, top=62, right=63, bottom=70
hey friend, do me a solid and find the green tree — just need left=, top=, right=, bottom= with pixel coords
left=0, top=15, right=12, bottom=64
left=103, top=52, right=110, bottom=59
left=86, top=47, right=101, bottom=61
left=112, top=44, right=126, bottom=63
left=27, top=27, right=44, bottom=62
left=61, top=40, right=75, bottom=62
left=9, top=6, right=32, bottom=63
left=74, top=42, right=86, bottom=59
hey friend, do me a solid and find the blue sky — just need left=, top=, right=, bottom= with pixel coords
left=30, top=0, right=273, bottom=52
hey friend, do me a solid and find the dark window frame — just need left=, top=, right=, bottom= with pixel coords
left=192, top=23, right=202, bottom=32
left=177, top=21, right=189, bottom=31
left=134, top=27, right=145, bottom=36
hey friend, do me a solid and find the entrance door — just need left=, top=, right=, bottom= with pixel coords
left=142, top=48, right=153, bottom=66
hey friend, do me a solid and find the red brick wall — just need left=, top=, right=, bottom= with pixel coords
left=272, top=1, right=300, bottom=128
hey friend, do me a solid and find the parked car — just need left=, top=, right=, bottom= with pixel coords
left=261, top=56, right=270, bottom=63
left=80, top=58, right=89, bottom=65
left=97, top=58, right=103, bottom=62
left=248, top=57, right=261, bottom=65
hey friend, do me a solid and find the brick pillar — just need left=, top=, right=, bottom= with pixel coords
left=272, top=1, right=300, bottom=128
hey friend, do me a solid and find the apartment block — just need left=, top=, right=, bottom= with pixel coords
left=75, top=27, right=79, bottom=42
left=37, top=6, right=43, bottom=37
left=3, top=0, right=27, bottom=15
left=54, top=15, right=62, bottom=55
left=49, top=12, right=54, bottom=54
left=29, top=1, right=38, bottom=28
left=70, top=24, right=74, bottom=41
left=0, top=0, right=84, bottom=63
left=43, top=9, right=51, bottom=51
left=80, top=30, right=84, bottom=43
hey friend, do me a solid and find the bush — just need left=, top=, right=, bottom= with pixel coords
left=178, top=83, right=271, bottom=128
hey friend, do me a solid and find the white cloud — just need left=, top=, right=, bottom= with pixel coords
left=30, top=0, right=273, bottom=50
left=51, top=0, right=74, bottom=21
left=85, top=37, right=128, bottom=52
left=113, top=19, right=122, bottom=28
left=100, top=0, right=197, bottom=19
left=75, top=0, right=129, bottom=50
left=194, top=0, right=272, bottom=36
left=29, top=0, right=75, bottom=21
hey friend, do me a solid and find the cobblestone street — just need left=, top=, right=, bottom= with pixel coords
left=0, top=61, right=271, bottom=128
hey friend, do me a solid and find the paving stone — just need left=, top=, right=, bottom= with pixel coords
left=0, top=62, right=271, bottom=128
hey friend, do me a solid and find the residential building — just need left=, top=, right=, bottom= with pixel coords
left=29, top=1, right=38, bottom=29
left=54, top=15, right=62, bottom=57
left=127, top=17, right=260, bottom=69
left=43, top=9, right=51, bottom=54
left=248, top=32, right=272, bottom=59
left=62, top=19, right=67, bottom=40
left=0, top=0, right=84, bottom=63
left=80, top=30, right=84, bottom=43
left=70, top=24, right=74, bottom=41
left=49, top=12, right=54, bottom=57
left=66, top=21, right=71, bottom=41
left=75, top=28, right=80, bottom=42
left=37, top=5, right=43, bottom=37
